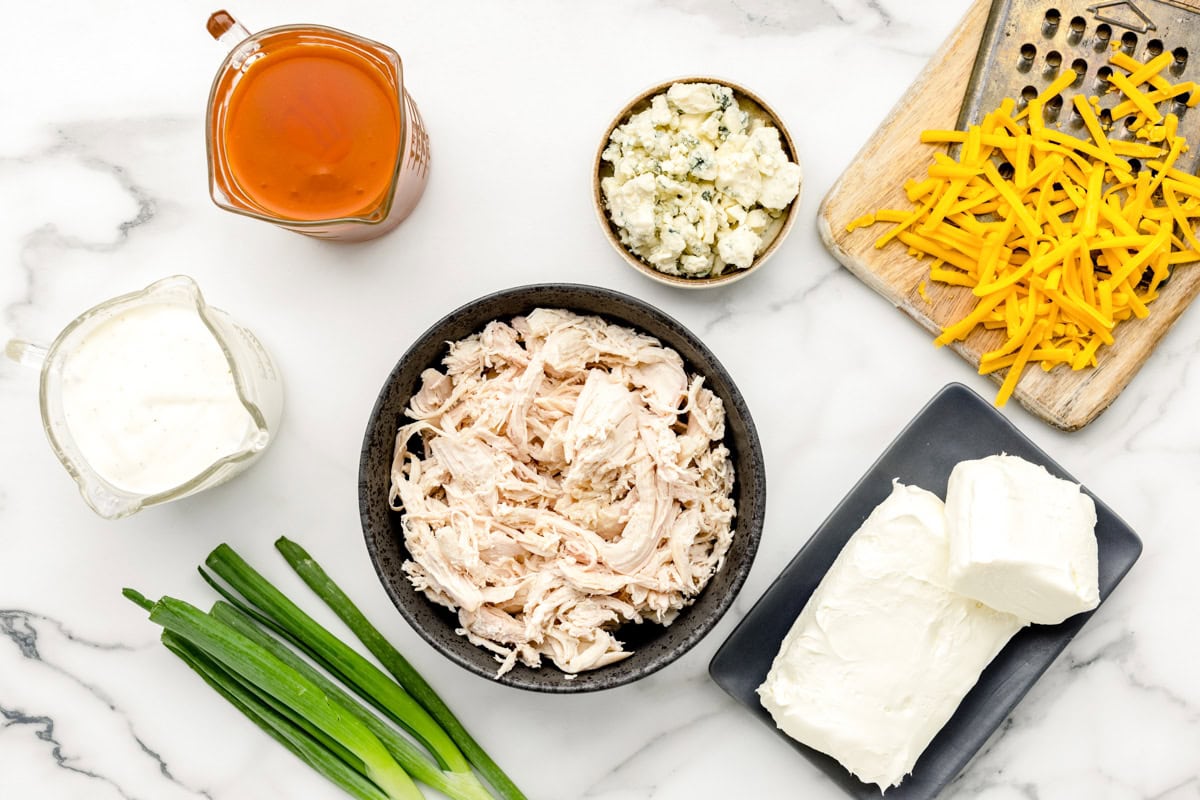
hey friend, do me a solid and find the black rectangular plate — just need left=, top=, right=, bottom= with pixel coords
left=708, top=382, right=1143, bottom=799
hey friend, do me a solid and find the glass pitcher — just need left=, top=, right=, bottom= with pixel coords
left=204, top=11, right=431, bottom=241
left=5, top=275, right=284, bottom=519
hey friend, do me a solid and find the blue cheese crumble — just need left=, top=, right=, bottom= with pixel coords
left=601, top=82, right=801, bottom=278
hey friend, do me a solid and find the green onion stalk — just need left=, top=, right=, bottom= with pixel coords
left=124, top=538, right=529, bottom=800
left=123, top=590, right=421, bottom=800
left=199, top=547, right=470, bottom=777
left=160, top=630, right=391, bottom=800
left=273, top=537, right=527, bottom=800
left=210, top=601, right=493, bottom=800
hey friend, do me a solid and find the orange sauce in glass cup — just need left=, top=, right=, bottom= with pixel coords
left=205, top=12, right=429, bottom=241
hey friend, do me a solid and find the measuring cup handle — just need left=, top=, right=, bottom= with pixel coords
left=5, top=339, right=48, bottom=370
left=207, top=10, right=251, bottom=45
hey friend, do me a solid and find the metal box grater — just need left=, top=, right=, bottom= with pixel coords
left=958, top=0, right=1200, bottom=172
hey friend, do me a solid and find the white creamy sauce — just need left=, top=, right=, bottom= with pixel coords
left=757, top=482, right=1026, bottom=790
left=59, top=303, right=255, bottom=496
left=946, top=454, right=1100, bottom=625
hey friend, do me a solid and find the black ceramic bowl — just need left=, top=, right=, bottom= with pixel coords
left=358, top=284, right=765, bottom=692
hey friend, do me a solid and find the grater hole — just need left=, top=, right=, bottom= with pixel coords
left=1071, top=58, right=1088, bottom=83
left=1047, top=50, right=1063, bottom=69
left=1097, top=65, right=1114, bottom=88
left=998, top=162, right=1016, bottom=180
left=1043, top=8, right=1062, bottom=36
left=1099, top=107, right=1114, bottom=129
left=1112, top=116, right=1133, bottom=141
left=1173, top=47, right=1189, bottom=75
left=1021, top=85, right=1039, bottom=105
left=1019, top=42, right=1037, bottom=72
left=1045, top=94, right=1064, bottom=121
left=1173, top=94, right=1190, bottom=117
left=1129, top=158, right=1142, bottom=174
left=1148, top=39, right=1164, bottom=57
left=1094, top=23, right=1112, bottom=52
left=1124, top=115, right=1137, bottom=129
left=1068, top=16, right=1086, bottom=45
left=1121, top=32, right=1138, bottom=55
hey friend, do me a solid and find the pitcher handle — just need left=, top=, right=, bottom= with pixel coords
left=5, top=339, right=48, bottom=370
left=207, top=10, right=251, bottom=45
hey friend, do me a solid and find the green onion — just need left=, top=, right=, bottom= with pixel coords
left=124, top=590, right=422, bottom=800
left=125, top=541, right=526, bottom=800
left=273, top=536, right=527, bottom=800
left=201, top=545, right=471, bottom=777
left=210, top=601, right=494, bottom=800
left=160, top=630, right=390, bottom=800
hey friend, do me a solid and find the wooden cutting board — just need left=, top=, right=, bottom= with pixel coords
left=818, top=0, right=1200, bottom=431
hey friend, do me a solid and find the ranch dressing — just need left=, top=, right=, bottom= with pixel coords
left=59, top=302, right=255, bottom=496
left=10, top=275, right=284, bottom=519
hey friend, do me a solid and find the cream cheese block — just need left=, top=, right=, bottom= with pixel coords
left=757, top=482, right=1026, bottom=790
left=945, top=454, right=1099, bottom=625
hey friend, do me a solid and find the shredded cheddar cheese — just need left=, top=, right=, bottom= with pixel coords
left=850, top=53, right=1199, bottom=407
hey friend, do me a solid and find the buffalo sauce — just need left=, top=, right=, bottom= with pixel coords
left=219, top=37, right=401, bottom=221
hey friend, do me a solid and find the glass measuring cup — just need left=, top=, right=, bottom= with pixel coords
left=205, top=11, right=430, bottom=241
left=5, top=276, right=284, bottom=519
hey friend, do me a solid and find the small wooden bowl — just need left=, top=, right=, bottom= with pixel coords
left=593, top=76, right=802, bottom=289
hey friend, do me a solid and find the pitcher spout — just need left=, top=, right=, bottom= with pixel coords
left=78, top=478, right=145, bottom=521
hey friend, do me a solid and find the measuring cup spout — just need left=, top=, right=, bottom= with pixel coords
left=5, top=339, right=48, bottom=370
left=79, top=479, right=144, bottom=521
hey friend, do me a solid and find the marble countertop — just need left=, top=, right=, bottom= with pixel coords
left=2, top=1, right=1198, bottom=798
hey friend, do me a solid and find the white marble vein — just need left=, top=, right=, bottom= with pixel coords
left=1, top=0, right=1198, bottom=798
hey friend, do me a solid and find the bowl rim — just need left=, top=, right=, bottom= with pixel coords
left=592, top=75, right=803, bottom=289
left=358, top=282, right=765, bottom=692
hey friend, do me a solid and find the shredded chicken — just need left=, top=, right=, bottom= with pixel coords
left=389, top=308, right=736, bottom=675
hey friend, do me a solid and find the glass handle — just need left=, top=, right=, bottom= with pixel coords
left=5, top=339, right=48, bottom=370
left=207, top=10, right=250, bottom=45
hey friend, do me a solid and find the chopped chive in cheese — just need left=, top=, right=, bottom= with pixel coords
left=847, top=52, right=1199, bottom=406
